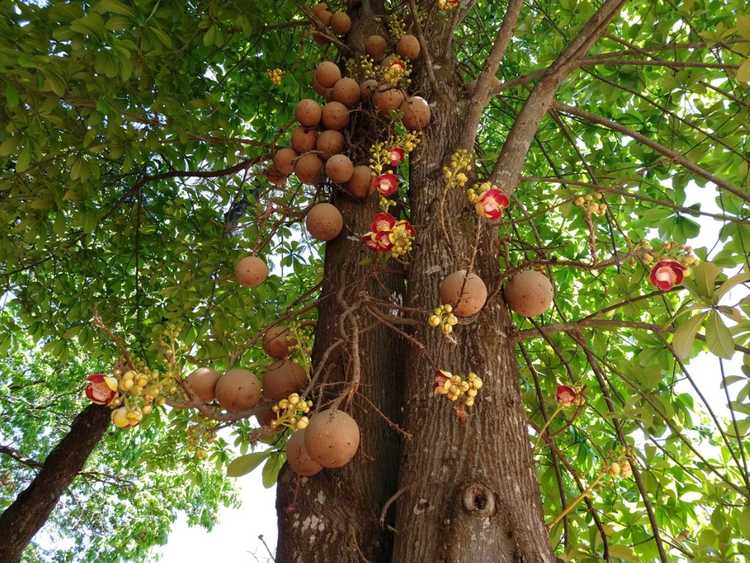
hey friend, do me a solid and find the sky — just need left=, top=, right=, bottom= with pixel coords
left=157, top=182, right=748, bottom=561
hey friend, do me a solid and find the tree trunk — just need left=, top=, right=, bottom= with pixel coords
left=275, top=8, right=406, bottom=561
left=390, top=60, right=553, bottom=561
left=0, top=404, right=111, bottom=563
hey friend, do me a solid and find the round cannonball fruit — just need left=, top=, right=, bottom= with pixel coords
left=273, top=147, right=297, bottom=176
left=304, top=409, right=360, bottom=468
left=347, top=165, right=374, bottom=199
left=312, top=77, right=329, bottom=97
left=373, top=87, right=405, bottom=112
left=439, top=270, right=488, bottom=317
left=265, top=166, right=287, bottom=186
left=291, top=127, right=318, bottom=153
left=365, top=34, right=387, bottom=61
left=325, top=154, right=354, bottom=183
left=215, top=368, right=261, bottom=413
left=332, top=78, right=360, bottom=107
left=295, top=99, right=322, bottom=127
left=263, top=325, right=296, bottom=359
left=397, top=34, right=421, bottom=60
left=321, top=101, right=350, bottom=130
left=186, top=367, right=220, bottom=403
left=255, top=401, right=275, bottom=427
left=262, top=360, right=308, bottom=402
left=295, top=152, right=324, bottom=185
left=234, top=256, right=268, bottom=288
left=330, top=11, right=352, bottom=34
left=316, top=130, right=345, bottom=159
left=315, top=61, right=342, bottom=88
left=287, top=429, right=323, bottom=476
left=360, top=79, right=378, bottom=100
left=401, top=96, right=431, bottom=130
left=306, top=203, right=343, bottom=241
left=504, top=269, right=554, bottom=317
left=312, top=3, right=332, bottom=25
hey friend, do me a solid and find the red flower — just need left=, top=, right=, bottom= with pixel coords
left=556, top=385, right=578, bottom=407
left=475, top=188, right=509, bottom=221
left=649, top=259, right=685, bottom=291
left=389, top=147, right=405, bottom=168
left=362, top=231, right=393, bottom=252
left=395, top=219, right=416, bottom=237
left=389, top=58, right=406, bottom=72
left=371, top=212, right=397, bottom=233
left=86, top=373, right=117, bottom=405
left=372, top=173, right=399, bottom=197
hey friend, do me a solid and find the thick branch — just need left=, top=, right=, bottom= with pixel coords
left=489, top=0, right=627, bottom=191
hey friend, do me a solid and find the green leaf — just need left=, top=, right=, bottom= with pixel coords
left=738, top=15, right=750, bottom=39
left=150, top=26, right=173, bottom=48
left=5, top=83, right=19, bottom=109
left=226, top=451, right=270, bottom=477
left=692, top=262, right=722, bottom=301
left=716, top=270, right=750, bottom=302
left=0, top=136, right=18, bottom=156
left=705, top=311, right=735, bottom=359
left=608, top=545, right=637, bottom=561
left=261, top=451, right=286, bottom=488
left=16, top=144, right=31, bottom=173
left=96, top=0, right=135, bottom=17
left=737, top=59, right=750, bottom=84
left=672, top=311, right=707, bottom=359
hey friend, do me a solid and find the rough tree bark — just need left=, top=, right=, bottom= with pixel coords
left=0, top=404, right=110, bottom=563
left=275, top=5, right=407, bottom=562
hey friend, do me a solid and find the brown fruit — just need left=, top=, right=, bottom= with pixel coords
left=255, top=401, right=275, bottom=427
left=439, top=270, right=488, bottom=317
left=287, top=429, right=323, bottom=476
left=234, top=256, right=268, bottom=288
left=273, top=147, right=297, bottom=176
left=263, top=325, right=296, bottom=359
left=321, top=101, right=350, bottom=130
left=295, top=152, right=324, bottom=185
left=295, top=99, right=322, bottom=127
left=373, top=87, right=405, bottom=112
left=304, top=409, right=360, bottom=468
left=330, top=11, right=352, bottom=34
left=312, top=3, right=329, bottom=18
left=316, top=130, right=345, bottom=159
left=215, top=368, right=261, bottom=413
left=325, top=154, right=354, bottom=183
left=315, top=8, right=332, bottom=26
left=291, top=127, right=318, bottom=153
left=262, top=360, right=308, bottom=402
left=306, top=202, right=343, bottom=241
left=186, top=367, right=220, bottom=403
left=332, top=78, right=360, bottom=107
left=265, top=166, right=287, bottom=186
left=504, top=270, right=554, bottom=317
left=315, top=61, right=342, bottom=88
left=346, top=165, right=374, bottom=199
left=360, top=79, right=378, bottom=100
left=401, top=96, right=431, bottom=130
left=313, top=31, right=331, bottom=45
left=365, top=34, right=387, bottom=61
left=312, top=77, right=330, bottom=97
left=397, top=34, right=421, bottom=60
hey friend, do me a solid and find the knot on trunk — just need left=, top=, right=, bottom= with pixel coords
left=461, top=483, right=496, bottom=516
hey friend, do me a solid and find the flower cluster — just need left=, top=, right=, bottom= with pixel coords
left=368, top=134, right=420, bottom=176
left=556, top=384, right=584, bottom=407
left=381, top=55, right=410, bottom=86
left=442, top=149, right=472, bottom=189
left=271, top=393, right=313, bottom=430
left=427, top=304, right=459, bottom=336
left=641, top=241, right=697, bottom=291
left=362, top=212, right=416, bottom=258
left=372, top=172, right=399, bottom=197
left=437, top=0, right=460, bottom=10
left=574, top=193, right=607, bottom=216
left=608, top=460, right=633, bottom=479
left=467, top=182, right=509, bottom=222
left=434, top=370, right=483, bottom=407
left=387, top=14, right=407, bottom=37
left=85, top=373, right=118, bottom=405
left=267, top=68, right=284, bottom=85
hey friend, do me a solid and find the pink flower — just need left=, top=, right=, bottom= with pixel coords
left=389, top=147, right=405, bottom=168
left=556, top=385, right=578, bottom=407
left=362, top=231, right=394, bottom=253
left=371, top=212, right=397, bottom=233
left=649, top=259, right=685, bottom=291
left=372, top=173, right=399, bottom=197
left=86, top=373, right=118, bottom=405
left=475, top=188, right=509, bottom=221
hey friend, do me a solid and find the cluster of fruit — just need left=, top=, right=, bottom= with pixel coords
left=310, top=2, right=352, bottom=44
left=270, top=393, right=313, bottom=431
left=427, top=303, right=459, bottom=335
left=433, top=369, right=483, bottom=407
left=574, top=192, right=608, bottom=217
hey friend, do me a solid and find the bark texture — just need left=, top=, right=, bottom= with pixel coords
left=0, top=404, right=110, bottom=563
left=275, top=7, right=406, bottom=562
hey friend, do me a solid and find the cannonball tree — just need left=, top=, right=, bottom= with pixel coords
left=1, top=0, right=750, bottom=562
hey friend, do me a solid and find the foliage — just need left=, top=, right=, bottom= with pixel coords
left=1, top=0, right=749, bottom=561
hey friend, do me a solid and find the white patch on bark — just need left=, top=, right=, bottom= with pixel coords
left=413, top=498, right=429, bottom=515
left=316, top=490, right=326, bottom=505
